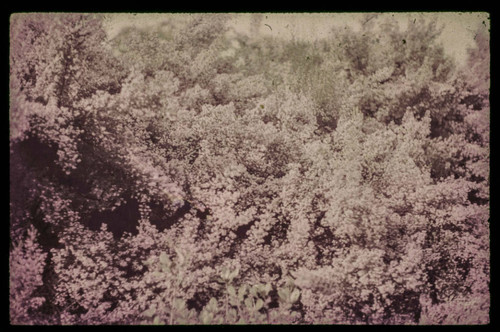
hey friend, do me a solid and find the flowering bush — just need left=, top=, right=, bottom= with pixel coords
left=10, top=13, right=489, bottom=325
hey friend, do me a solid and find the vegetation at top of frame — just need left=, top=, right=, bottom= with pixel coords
left=10, top=13, right=489, bottom=325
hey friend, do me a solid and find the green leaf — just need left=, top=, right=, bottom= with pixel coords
left=143, top=306, right=156, bottom=318
left=152, top=316, right=162, bottom=325
left=244, top=297, right=254, bottom=310
left=228, top=308, right=237, bottom=319
left=208, top=297, right=217, bottom=307
left=255, top=298, right=264, bottom=311
left=207, top=297, right=218, bottom=312
left=200, top=311, right=213, bottom=325
left=238, top=285, right=247, bottom=300
left=264, top=283, right=272, bottom=295
left=227, top=285, right=236, bottom=297
left=290, top=288, right=300, bottom=303
left=220, top=267, right=230, bottom=281
left=229, top=297, right=240, bottom=306
left=176, top=317, right=187, bottom=324
left=173, top=298, right=185, bottom=310
left=228, top=267, right=239, bottom=280
left=250, top=286, right=258, bottom=297
left=255, top=283, right=270, bottom=297
left=278, top=288, right=289, bottom=302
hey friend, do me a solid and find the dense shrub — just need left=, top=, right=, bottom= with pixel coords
left=10, top=13, right=489, bottom=325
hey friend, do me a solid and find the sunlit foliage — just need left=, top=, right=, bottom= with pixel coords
left=10, top=13, right=489, bottom=325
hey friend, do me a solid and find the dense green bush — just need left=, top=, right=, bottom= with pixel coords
left=10, top=13, right=489, bottom=325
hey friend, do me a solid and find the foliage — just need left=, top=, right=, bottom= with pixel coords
left=10, top=13, right=489, bottom=325
left=10, top=226, right=47, bottom=324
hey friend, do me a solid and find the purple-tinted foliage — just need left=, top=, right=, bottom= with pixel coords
left=10, top=13, right=489, bottom=325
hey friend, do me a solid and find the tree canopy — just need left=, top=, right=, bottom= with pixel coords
left=10, top=13, right=489, bottom=325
